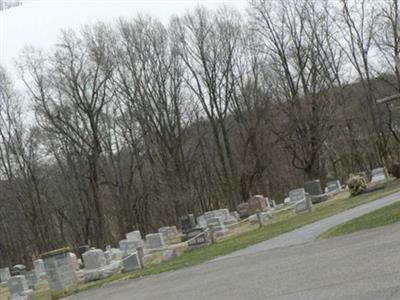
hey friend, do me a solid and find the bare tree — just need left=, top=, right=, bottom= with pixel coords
left=20, top=24, right=114, bottom=247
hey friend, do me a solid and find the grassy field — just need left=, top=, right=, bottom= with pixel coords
left=32, top=179, right=400, bottom=300
left=319, top=197, right=400, bottom=239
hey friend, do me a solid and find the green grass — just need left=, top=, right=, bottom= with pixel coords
left=319, top=198, right=400, bottom=239
left=33, top=179, right=400, bottom=300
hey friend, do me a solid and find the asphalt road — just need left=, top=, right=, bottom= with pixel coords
left=67, top=191, right=400, bottom=300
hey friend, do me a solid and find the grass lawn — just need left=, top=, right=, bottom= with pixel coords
left=33, top=179, right=400, bottom=300
left=319, top=197, right=400, bottom=239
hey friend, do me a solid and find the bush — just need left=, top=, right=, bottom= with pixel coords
left=389, top=163, right=400, bottom=178
left=347, top=175, right=367, bottom=196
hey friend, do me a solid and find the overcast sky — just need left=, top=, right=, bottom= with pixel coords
left=0, top=0, right=248, bottom=74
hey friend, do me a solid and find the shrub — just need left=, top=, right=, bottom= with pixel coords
left=347, top=175, right=367, bottom=196
left=389, top=163, right=400, bottom=178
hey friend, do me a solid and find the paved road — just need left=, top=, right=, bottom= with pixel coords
left=67, top=192, right=400, bottom=300
left=215, top=191, right=400, bottom=261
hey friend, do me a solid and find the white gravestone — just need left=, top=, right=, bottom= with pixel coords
left=295, top=196, right=313, bottom=214
left=371, top=168, right=387, bottom=183
left=158, top=226, right=180, bottom=244
left=33, top=259, right=46, bottom=279
left=126, top=231, right=142, bottom=242
left=206, top=217, right=227, bottom=237
left=82, top=249, right=107, bottom=270
left=25, top=271, right=38, bottom=288
left=7, top=275, right=30, bottom=297
left=42, top=250, right=78, bottom=294
left=146, top=233, right=165, bottom=249
left=289, top=188, right=306, bottom=202
left=196, top=215, right=208, bottom=228
left=0, top=267, right=11, bottom=282
left=326, top=180, right=341, bottom=193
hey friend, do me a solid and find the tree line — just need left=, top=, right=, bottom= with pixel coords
left=1, top=0, right=400, bottom=266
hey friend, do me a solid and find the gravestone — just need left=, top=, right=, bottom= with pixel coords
left=7, top=276, right=30, bottom=297
left=126, top=230, right=142, bottom=242
left=248, top=195, right=268, bottom=215
left=206, top=217, right=226, bottom=237
left=109, top=248, right=123, bottom=261
left=326, top=180, right=341, bottom=193
left=237, top=202, right=249, bottom=218
left=33, top=259, right=46, bottom=279
left=0, top=267, right=11, bottom=282
left=145, top=233, right=165, bottom=249
left=200, top=209, right=237, bottom=226
left=11, top=265, right=26, bottom=276
left=196, top=215, right=208, bottom=228
left=289, top=188, right=306, bottom=202
left=119, top=239, right=143, bottom=255
left=69, top=253, right=79, bottom=270
left=122, top=252, right=141, bottom=273
left=203, top=211, right=217, bottom=221
left=82, top=249, right=107, bottom=270
left=41, top=248, right=78, bottom=295
left=120, top=231, right=144, bottom=254
left=218, top=209, right=230, bottom=221
left=295, top=196, right=313, bottom=214
left=304, top=180, right=323, bottom=196
left=371, top=167, right=387, bottom=183
left=187, top=228, right=211, bottom=249
left=25, top=271, right=38, bottom=289
left=158, top=226, right=180, bottom=245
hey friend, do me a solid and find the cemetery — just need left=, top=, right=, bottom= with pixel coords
left=0, top=170, right=398, bottom=300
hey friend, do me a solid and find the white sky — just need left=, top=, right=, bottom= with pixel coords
left=0, top=0, right=248, bottom=75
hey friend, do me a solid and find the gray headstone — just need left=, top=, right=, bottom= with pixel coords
left=25, top=271, right=38, bottom=288
left=82, top=249, right=107, bottom=270
left=218, top=209, right=230, bottom=221
left=119, top=239, right=144, bottom=255
left=122, top=252, right=141, bottom=272
left=206, top=217, right=226, bottom=236
left=126, top=230, right=142, bottom=242
left=33, top=259, right=46, bottom=279
left=11, top=265, right=26, bottom=276
left=371, top=168, right=387, bottom=183
left=304, top=180, right=323, bottom=196
left=295, top=196, right=313, bottom=214
left=42, top=251, right=78, bottom=293
left=145, top=233, right=165, bottom=249
left=289, top=188, right=306, bottom=202
left=196, top=215, right=208, bottom=228
left=326, top=180, right=341, bottom=192
left=7, top=275, right=29, bottom=296
left=0, top=267, right=11, bottom=282
left=158, top=226, right=180, bottom=244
